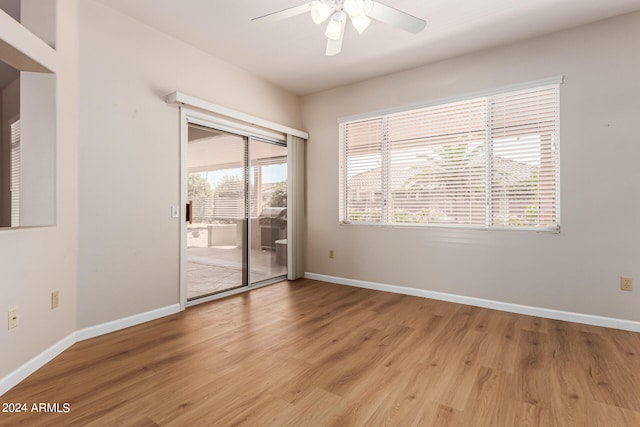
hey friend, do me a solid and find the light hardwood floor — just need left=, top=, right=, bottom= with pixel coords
left=2, top=279, right=640, bottom=426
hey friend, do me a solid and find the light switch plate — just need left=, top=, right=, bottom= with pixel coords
left=171, top=205, right=180, bottom=218
left=8, top=307, right=17, bottom=329
left=51, top=291, right=60, bottom=309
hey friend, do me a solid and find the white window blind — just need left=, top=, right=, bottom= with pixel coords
left=10, top=119, right=20, bottom=228
left=339, top=83, right=560, bottom=231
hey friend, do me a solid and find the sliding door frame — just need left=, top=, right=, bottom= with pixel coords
left=179, top=107, right=289, bottom=309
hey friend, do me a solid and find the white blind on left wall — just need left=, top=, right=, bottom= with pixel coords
left=10, top=119, right=20, bottom=228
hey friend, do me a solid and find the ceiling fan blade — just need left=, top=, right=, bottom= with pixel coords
left=325, top=12, right=346, bottom=56
left=364, top=0, right=426, bottom=33
left=326, top=36, right=343, bottom=56
left=251, top=3, right=311, bottom=23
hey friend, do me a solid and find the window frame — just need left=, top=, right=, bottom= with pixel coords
left=338, top=77, right=562, bottom=232
left=0, top=8, right=57, bottom=229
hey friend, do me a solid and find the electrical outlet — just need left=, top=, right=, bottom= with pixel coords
left=51, top=291, right=59, bottom=309
left=621, top=276, right=633, bottom=291
left=8, top=307, right=18, bottom=329
left=329, top=249, right=335, bottom=259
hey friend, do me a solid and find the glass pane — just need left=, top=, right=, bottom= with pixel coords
left=187, top=124, right=247, bottom=300
left=249, top=139, right=287, bottom=284
left=342, top=119, right=383, bottom=223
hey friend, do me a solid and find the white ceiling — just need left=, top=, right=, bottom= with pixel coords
left=98, top=0, right=640, bottom=95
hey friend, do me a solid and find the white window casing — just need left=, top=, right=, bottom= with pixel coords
left=339, top=78, right=561, bottom=232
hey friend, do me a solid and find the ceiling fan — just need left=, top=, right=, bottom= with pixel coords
left=252, top=0, right=426, bottom=56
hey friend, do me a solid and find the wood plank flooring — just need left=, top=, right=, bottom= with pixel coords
left=2, top=279, right=640, bottom=426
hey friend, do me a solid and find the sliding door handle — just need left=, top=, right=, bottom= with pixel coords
left=186, top=201, right=193, bottom=224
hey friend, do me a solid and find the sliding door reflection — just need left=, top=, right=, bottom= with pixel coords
left=250, top=139, right=288, bottom=285
left=187, top=125, right=247, bottom=300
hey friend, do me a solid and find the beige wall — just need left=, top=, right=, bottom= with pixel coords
left=76, top=0, right=302, bottom=328
left=302, top=12, right=640, bottom=321
left=20, top=72, right=56, bottom=227
left=0, top=0, right=78, bottom=379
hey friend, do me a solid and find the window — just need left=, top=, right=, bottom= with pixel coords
left=10, top=118, right=20, bottom=227
left=0, top=8, right=57, bottom=228
left=339, top=82, right=560, bottom=231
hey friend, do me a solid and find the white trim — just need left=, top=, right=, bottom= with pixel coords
left=186, top=108, right=285, bottom=144
left=179, top=107, right=189, bottom=310
left=0, top=9, right=57, bottom=73
left=1, top=304, right=181, bottom=396
left=76, top=304, right=181, bottom=341
left=0, top=333, right=75, bottom=397
left=166, top=92, right=309, bottom=140
left=338, top=75, right=564, bottom=124
left=304, top=272, right=640, bottom=333
left=340, top=221, right=560, bottom=234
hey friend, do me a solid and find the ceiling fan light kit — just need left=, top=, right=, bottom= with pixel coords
left=350, top=13, right=372, bottom=34
left=344, top=0, right=365, bottom=17
left=253, top=0, right=426, bottom=56
left=310, top=1, right=334, bottom=24
left=325, top=11, right=346, bottom=40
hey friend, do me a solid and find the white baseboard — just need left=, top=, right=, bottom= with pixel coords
left=304, top=272, right=640, bottom=333
left=1, top=304, right=181, bottom=397
left=0, top=332, right=76, bottom=397
left=76, top=304, right=181, bottom=341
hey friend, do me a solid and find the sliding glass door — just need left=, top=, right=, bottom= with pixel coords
left=249, top=139, right=288, bottom=284
left=185, top=123, right=287, bottom=303
left=186, top=125, right=248, bottom=299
